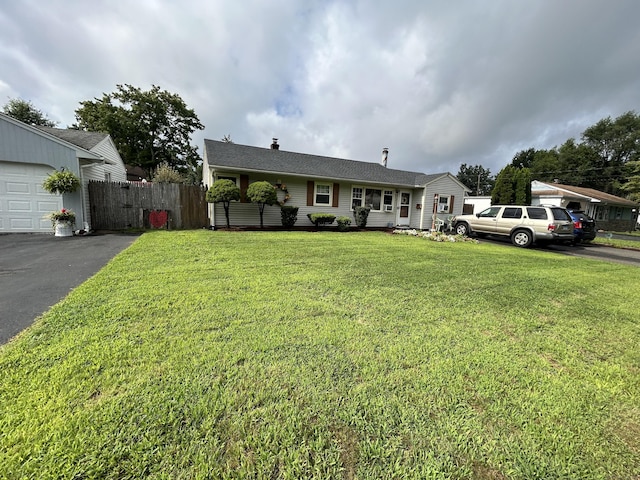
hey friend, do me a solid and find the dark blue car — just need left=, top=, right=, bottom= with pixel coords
left=567, top=210, right=596, bottom=243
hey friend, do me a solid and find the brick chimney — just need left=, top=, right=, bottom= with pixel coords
left=271, top=138, right=279, bottom=150
left=381, top=148, right=388, bottom=167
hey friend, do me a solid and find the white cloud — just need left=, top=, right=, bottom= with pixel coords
left=1, top=0, right=639, bottom=174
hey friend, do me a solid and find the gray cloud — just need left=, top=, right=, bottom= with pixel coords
left=1, top=0, right=639, bottom=176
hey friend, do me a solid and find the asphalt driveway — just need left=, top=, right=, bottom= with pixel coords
left=0, top=232, right=139, bottom=345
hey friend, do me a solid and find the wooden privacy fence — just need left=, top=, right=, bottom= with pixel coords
left=88, top=181, right=208, bottom=230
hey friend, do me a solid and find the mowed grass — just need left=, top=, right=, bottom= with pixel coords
left=1, top=231, right=639, bottom=479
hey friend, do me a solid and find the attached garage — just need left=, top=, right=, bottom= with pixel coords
left=0, top=161, right=62, bottom=232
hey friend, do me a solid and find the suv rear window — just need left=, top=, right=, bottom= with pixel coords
left=502, top=207, right=523, bottom=219
left=527, top=207, right=548, bottom=220
left=551, top=208, right=571, bottom=220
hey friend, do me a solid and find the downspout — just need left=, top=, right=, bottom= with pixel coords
left=419, top=188, right=427, bottom=230
left=79, top=163, right=97, bottom=231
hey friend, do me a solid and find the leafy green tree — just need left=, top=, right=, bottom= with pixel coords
left=456, top=164, right=495, bottom=195
left=205, top=179, right=241, bottom=228
left=514, top=168, right=532, bottom=205
left=73, top=84, right=204, bottom=180
left=580, top=111, right=640, bottom=194
left=246, top=181, right=277, bottom=228
left=511, top=148, right=536, bottom=169
left=620, top=161, right=640, bottom=202
left=491, top=165, right=531, bottom=205
left=2, top=98, right=57, bottom=127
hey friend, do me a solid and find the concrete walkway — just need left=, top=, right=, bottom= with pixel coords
left=0, top=232, right=139, bottom=345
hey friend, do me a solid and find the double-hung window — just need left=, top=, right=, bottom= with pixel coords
left=383, top=190, right=394, bottom=211
left=315, top=183, right=331, bottom=205
left=438, top=195, right=451, bottom=213
left=351, top=187, right=363, bottom=209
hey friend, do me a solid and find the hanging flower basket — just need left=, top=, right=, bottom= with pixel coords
left=42, top=169, right=81, bottom=194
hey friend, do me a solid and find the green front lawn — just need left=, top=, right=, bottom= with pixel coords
left=1, top=231, right=639, bottom=479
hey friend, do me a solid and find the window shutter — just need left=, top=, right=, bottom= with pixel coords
left=307, top=181, right=314, bottom=206
left=449, top=195, right=455, bottom=213
left=240, top=175, right=249, bottom=203
left=332, top=183, right=339, bottom=207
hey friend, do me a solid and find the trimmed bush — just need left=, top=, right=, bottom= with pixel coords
left=280, top=206, right=299, bottom=228
left=307, top=213, right=336, bottom=227
left=353, top=206, right=371, bottom=228
left=336, top=216, right=351, bottom=231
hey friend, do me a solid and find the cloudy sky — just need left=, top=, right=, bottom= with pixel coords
left=1, top=0, right=639, bottom=175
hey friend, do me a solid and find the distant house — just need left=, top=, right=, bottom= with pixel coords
left=0, top=113, right=126, bottom=232
left=202, top=139, right=470, bottom=229
left=531, top=180, right=638, bottom=231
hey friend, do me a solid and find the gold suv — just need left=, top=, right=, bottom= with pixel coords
left=452, top=205, right=574, bottom=247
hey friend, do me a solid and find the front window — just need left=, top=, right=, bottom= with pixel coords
left=315, top=183, right=331, bottom=205
left=383, top=190, right=394, bottom=210
left=438, top=195, right=450, bottom=213
left=352, top=187, right=363, bottom=209
left=365, top=188, right=382, bottom=210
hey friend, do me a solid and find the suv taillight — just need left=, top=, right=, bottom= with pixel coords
left=573, top=220, right=582, bottom=229
left=548, top=224, right=556, bottom=231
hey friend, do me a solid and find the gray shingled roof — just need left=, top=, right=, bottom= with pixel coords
left=37, top=126, right=108, bottom=151
left=204, top=139, right=447, bottom=187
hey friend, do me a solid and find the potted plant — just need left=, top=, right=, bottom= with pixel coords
left=42, top=169, right=81, bottom=195
left=48, top=208, right=76, bottom=237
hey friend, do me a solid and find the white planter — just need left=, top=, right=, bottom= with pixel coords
left=54, top=221, right=74, bottom=237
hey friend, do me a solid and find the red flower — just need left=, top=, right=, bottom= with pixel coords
left=61, top=208, right=67, bottom=213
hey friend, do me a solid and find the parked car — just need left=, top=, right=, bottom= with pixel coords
left=452, top=205, right=574, bottom=248
left=567, top=210, right=596, bottom=243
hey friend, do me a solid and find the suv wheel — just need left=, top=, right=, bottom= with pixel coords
left=511, top=229, right=532, bottom=248
left=455, top=222, right=470, bottom=236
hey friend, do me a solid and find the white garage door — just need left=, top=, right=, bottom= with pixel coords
left=0, top=161, right=62, bottom=232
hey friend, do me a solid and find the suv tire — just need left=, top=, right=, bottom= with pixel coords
left=455, top=222, right=470, bottom=236
left=511, top=229, right=532, bottom=248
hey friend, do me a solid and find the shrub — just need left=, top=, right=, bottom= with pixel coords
left=336, top=216, right=351, bottom=231
left=280, top=206, right=299, bottom=228
left=353, top=206, right=371, bottom=228
left=307, top=213, right=336, bottom=227
left=152, top=162, right=185, bottom=184
left=42, top=169, right=80, bottom=194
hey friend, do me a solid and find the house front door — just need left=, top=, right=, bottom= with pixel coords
left=396, top=191, right=411, bottom=226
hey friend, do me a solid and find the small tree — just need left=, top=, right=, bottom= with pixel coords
left=152, top=161, right=185, bottom=183
left=246, top=181, right=277, bottom=228
left=206, top=179, right=240, bottom=228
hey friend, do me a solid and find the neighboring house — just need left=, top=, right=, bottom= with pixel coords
left=0, top=113, right=126, bottom=232
left=202, top=139, right=470, bottom=229
left=531, top=180, right=638, bottom=231
left=462, top=196, right=492, bottom=215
